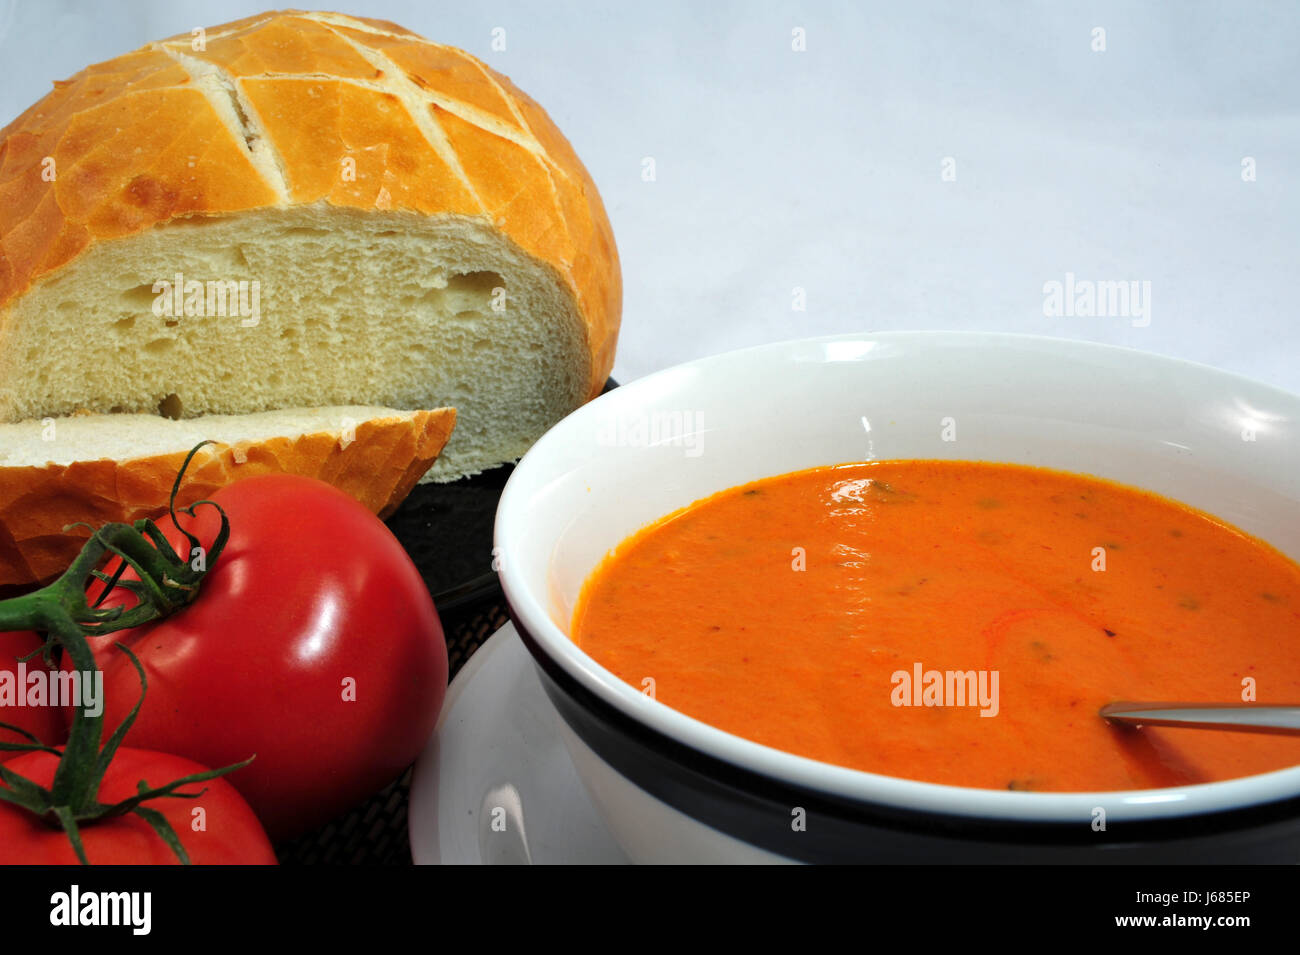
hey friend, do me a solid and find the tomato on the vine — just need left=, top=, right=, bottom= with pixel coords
left=66, top=474, right=448, bottom=840
left=0, top=747, right=276, bottom=864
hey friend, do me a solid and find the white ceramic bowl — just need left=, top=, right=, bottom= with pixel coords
left=495, top=331, right=1300, bottom=862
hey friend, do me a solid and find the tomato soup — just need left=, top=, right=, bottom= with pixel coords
left=571, top=461, right=1300, bottom=791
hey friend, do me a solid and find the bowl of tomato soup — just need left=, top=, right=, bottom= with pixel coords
left=495, top=332, right=1300, bottom=862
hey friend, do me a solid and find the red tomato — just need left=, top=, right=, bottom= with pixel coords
left=0, top=747, right=276, bottom=864
left=65, top=474, right=447, bottom=840
left=1, top=630, right=67, bottom=760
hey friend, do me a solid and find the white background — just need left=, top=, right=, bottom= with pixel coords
left=2, top=1, right=1296, bottom=391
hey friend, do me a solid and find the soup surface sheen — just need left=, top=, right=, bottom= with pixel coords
left=572, top=460, right=1300, bottom=791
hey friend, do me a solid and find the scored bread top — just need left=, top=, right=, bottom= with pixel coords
left=0, top=9, right=619, bottom=400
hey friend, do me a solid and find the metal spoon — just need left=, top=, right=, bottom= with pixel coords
left=1100, top=701, right=1300, bottom=736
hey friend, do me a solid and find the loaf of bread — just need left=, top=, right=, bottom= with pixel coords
left=0, top=10, right=620, bottom=480
left=0, top=405, right=456, bottom=587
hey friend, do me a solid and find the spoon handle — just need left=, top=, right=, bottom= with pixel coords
left=1100, top=702, right=1300, bottom=736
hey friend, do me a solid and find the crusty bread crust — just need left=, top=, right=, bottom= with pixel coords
left=0, top=9, right=620, bottom=401
left=0, top=406, right=455, bottom=588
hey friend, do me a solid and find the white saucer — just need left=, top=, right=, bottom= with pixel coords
left=408, top=622, right=629, bottom=864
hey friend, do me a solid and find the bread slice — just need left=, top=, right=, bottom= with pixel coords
left=0, top=405, right=455, bottom=587
left=0, top=11, right=620, bottom=481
